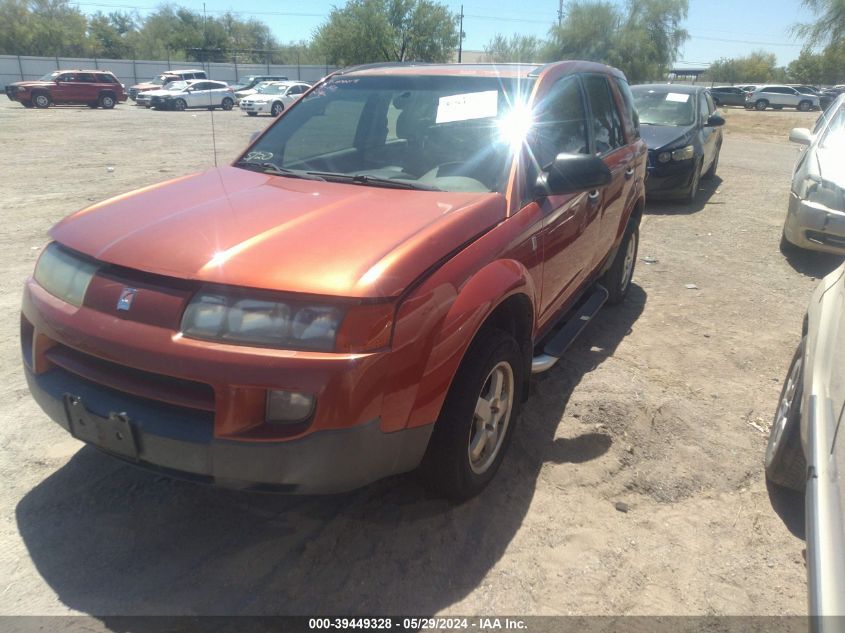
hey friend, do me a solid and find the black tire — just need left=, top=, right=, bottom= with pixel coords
left=798, top=100, right=812, bottom=112
left=419, top=328, right=524, bottom=501
left=98, top=93, right=115, bottom=109
left=32, top=92, right=50, bottom=108
left=765, top=339, right=807, bottom=490
left=755, top=99, right=768, bottom=111
left=173, top=98, right=187, bottom=111
left=222, top=97, right=234, bottom=111
left=684, top=159, right=702, bottom=204
left=602, top=221, right=639, bottom=305
left=271, top=101, right=284, bottom=116
left=703, top=145, right=720, bottom=179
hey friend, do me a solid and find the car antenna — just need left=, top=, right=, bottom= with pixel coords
left=203, top=2, right=218, bottom=167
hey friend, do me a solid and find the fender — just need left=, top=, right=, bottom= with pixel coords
left=380, top=258, right=537, bottom=433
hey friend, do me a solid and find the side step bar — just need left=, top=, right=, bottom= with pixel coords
left=531, top=285, right=609, bottom=374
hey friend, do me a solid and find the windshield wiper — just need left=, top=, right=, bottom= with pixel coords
left=234, top=161, right=326, bottom=181
left=308, top=172, right=441, bottom=191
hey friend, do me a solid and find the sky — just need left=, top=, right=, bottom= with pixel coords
left=69, top=0, right=818, bottom=68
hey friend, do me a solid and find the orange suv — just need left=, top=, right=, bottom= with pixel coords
left=5, top=70, right=127, bottom=108
left=21, top=61, right=646, bottom=499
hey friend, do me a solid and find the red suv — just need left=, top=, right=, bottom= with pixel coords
left=5, top=70, right=127, bottom=108
left=21, top=61, right=646, bottom=499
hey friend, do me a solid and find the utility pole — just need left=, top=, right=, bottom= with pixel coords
left=458, top=5, right=464, bottom=63
left=558, top=0, right=563, bottom=27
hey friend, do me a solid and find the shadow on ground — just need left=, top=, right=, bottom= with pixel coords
left=16, top=288, right=646, bottom=621
left=781, top=244, right=844, bottom=279
left=766, top=478, right=806, bottom=541
left=644, top=176, right=723, bottom=216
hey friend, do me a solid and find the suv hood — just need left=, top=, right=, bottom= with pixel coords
left=50, top=166, right=504, bottom=299
left=9, top=80, right=53, bottom=89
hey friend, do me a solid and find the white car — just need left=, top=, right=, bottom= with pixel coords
left=781, top=93, right=845, bottom=254
left=234, top=81, right=276, bottom=103
left=239, top=81, right=311, bottom=117
left=746, top=85, right=820, bottom=111
left=149, top=80, right=235, bottom=111
left=136, top=81, right=189, bottom=108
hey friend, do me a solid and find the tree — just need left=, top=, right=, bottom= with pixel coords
left=541, top=0, right=688, bottom=83
left=483, top=34, right=541, bottom=62
left=787, top=47, right=825, bottom=84
left=313, top=0, right=459, bottom=65
left=88, top=12, right=137, bottom=59
left=795, top=0, right=845, bottom=49
left=702, top=51, right=780, bottom=83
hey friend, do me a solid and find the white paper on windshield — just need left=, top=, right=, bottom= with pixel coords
left=436, top=90, right=499, bottom=124
left=665, top=92, right=690, bottom=103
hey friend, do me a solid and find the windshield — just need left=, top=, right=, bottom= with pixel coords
left=819, top=102, right=845, bottom=150
left=165, top=81, right=188, bottom=92
left=257, top=84, right=285, bottom=95
left=632, top=89, right=695, bottom=126
left=240, top=74, right=534, bottom=193
left=39, top=72, right=60, bottom=81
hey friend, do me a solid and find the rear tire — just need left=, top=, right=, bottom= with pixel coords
left=419, top=328, right=524, bottom=501
left=222, top=97, right=234, bottom=111
left=602, top=221, right=639, bottom=304
left=798, top=100, right=811, bottom=112
left=765, top=339, right=807, bottom=491
left=98, top=93, right=115, bottom=109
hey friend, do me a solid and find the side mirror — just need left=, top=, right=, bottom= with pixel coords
left=789, top=127, right=813, bottom=145
left=535, top=153, right=612, bottom=197
left=706, top=114, right=725, bottom=127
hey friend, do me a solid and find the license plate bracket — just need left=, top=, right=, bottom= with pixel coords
left=64, top=395, right=139, bottom=460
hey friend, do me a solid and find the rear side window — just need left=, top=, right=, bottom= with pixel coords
left=613, top=77, right=640, bottom=140
left=583, top=74, right=625, bottom=154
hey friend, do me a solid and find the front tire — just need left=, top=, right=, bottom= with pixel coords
left=271, top=101, right=284, bottom=116
left=419, top=328, right=524, bottom=501
left=703, top=145, right=720, bottom=179
left=173, top=98, right=187, bottom=111
left=32, top=93, right=50, bottom=108
left=755, top=99, right=768, bottom=111
left=221, top=97, right=234, bottom=111
left=765, top=339, right=807, bottom=491
left=684, top=159, right=702, bottom=204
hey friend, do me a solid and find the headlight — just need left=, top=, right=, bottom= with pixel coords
left=181, top=288, right=344, bottom=351
left=17, top=86, right=27, bottom=92
left=671, top=145, right=695, bottom=161
left=657, top=151, right=671, bottom=163
left=33, top=243, right=99, bottom=307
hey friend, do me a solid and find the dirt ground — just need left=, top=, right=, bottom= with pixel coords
left=0, top=99, right=839, bottom=621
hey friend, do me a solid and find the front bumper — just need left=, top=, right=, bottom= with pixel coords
left=645, top=156, right=697, bottom=198
left=25, top=365, right=432, bottom=493
left=783, top=192, right=845, bottom=255
left=5, top=86, right=23, bottom=102
left=21, top=278, right=433, bottom=493
left=239, top=101, right=271, bottom=114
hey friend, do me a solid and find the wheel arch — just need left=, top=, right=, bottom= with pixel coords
left=388, top=258, right=537, bottom=432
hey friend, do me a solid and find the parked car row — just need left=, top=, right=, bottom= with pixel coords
left=710, top=83, right=843, bottom=112
left=3, top=68, right=311, bottom=111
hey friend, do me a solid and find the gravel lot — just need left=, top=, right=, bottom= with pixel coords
left=0, top=100, right=840, bottom=620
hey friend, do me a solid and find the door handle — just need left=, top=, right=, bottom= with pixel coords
left=625, top=167, right=636, bottom=179
left=587, top=189, right=601, bottom=201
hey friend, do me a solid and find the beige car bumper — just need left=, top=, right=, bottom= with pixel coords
left=783, top=192, right=845, bottom=255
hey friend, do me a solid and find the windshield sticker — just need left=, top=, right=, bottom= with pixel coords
left=436, top=90, right=499, bottom=124
left=245, top=151, right=273, bottom=161
left=665, top=93, right=690, bottom=103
